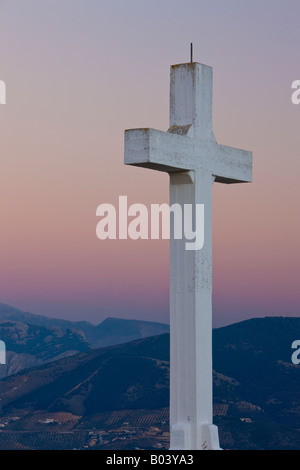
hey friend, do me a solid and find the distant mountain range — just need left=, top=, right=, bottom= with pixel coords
left=0, top=314, right=299, bottom=450
left=0, top=303, right=169, bottom=347
left=0, top=320, right=89, bottom=379
left=0, top=303, right=170, bottom=378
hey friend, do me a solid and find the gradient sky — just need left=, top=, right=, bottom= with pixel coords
left=0, top=0, right=299, bottom=327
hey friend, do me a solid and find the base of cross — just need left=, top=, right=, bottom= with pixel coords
left=170, top=423, right=222, bottom=451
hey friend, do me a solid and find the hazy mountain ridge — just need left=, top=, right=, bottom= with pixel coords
left=0, top=303, right=169, bottom=348
left=0, top=303, right=170, bottom=378
left=0, top=303, right=98, bottom=344
left=0, top=320, right=90, bottom=379
left=92, top=317, right=170, bottom=348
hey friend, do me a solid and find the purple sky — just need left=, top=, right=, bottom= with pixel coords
left=0, top=0, right=299, bottom=327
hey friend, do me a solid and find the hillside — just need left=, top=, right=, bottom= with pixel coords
left=0, top=320, right=89, bottom=379
left=91, top=317, right=170, bottom=348
left=0, top=303, right=169, bottom=378
left=213, top=317, right=300, bottom=430
left=0, top=334, right=170, bottom=416
left=0, top=303, right=93, bottom=334
left=0, top=316, right=299, bottom=449
left=0, top=303, right=169, bottom=349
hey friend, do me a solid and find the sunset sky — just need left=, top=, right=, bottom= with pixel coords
left=0, top=0, right=299, bottom=327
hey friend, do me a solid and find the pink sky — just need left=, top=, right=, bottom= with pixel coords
left=0, top=0, right=299, bottom=326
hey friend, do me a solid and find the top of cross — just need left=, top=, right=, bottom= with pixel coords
left=168, top=62, right=215, bottom=143
left=124, top=62, right=252, bottom=185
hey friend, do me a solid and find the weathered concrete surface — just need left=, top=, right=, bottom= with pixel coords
left=124, top=62, right=252, bottom=450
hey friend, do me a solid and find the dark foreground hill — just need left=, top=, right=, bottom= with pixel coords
left=0, top=334, right=170, bottom=416
left=0, top=316, right=299, bottom=450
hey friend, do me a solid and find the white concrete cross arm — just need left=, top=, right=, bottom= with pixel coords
left=125, top=63, right=252, bottom=184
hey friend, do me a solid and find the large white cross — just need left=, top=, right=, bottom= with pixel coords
left=124, top=62, right=252, bottom=450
